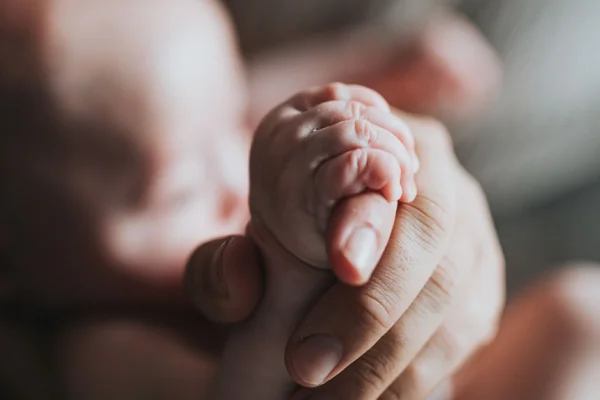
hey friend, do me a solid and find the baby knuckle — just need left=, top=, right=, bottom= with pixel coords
left=354, top=119, right=378, bottom=147
left=350, top=148, right=368, bottom=177
left=345, top=100, right=367, bottom=121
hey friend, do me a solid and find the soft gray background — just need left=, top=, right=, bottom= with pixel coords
left=457, top=0, right=600, bottom=294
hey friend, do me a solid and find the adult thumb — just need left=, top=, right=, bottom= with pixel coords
left=184, top=236, right=263, bottom=324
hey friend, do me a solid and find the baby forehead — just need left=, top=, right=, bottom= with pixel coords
left=46, top=2, right=236, bottom=87
left=42, top=0, right=243, bottom=130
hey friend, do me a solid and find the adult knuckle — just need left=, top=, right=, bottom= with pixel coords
left=404, top=195, right=452, bottom=251
left=354, top=285, right=399, bottom=334
left=352, top=350, right=395, bottom=395
left=402, top=362, right=431, bottom=398
left=386, top=329, right=464, bottom=400
left=433, top=259, right=462, bottom=297
left=419, top=264, right=458, bottom=315
left=436, top=325, right=469, bottom=363
left=380, top=386, right=404, bottom=400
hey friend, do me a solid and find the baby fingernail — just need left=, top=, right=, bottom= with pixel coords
left=292, top=335, right=343, bottom=386
left=343, top=228, right=377, bottom=277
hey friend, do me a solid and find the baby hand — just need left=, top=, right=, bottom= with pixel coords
left=213, top=84, right=419, bottom=399
left=250, top=83, right=419, bottom=284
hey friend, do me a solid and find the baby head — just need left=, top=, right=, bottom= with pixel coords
left=0, top=0, right=249, bottom=305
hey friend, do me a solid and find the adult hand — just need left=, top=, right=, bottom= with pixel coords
left=185, top=111, right=506, bottom=400
left=186, top=12, right=504, bottom=396
left=287, top=111, right=506, bottom=400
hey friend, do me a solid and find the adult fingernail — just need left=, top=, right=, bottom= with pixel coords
left=292, top=335, right=343, bottom=386
left=343, top=228, right=377, bottom=277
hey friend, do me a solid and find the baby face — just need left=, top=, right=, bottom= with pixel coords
left=1, top=0, right=249, bottom=304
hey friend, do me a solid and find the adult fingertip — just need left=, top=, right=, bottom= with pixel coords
left=286, top=334, right=344, bottom=388
left=185, top=236, right=263, bottom=323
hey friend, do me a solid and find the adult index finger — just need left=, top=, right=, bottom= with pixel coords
left=286, top=112, right=459, bottom=389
